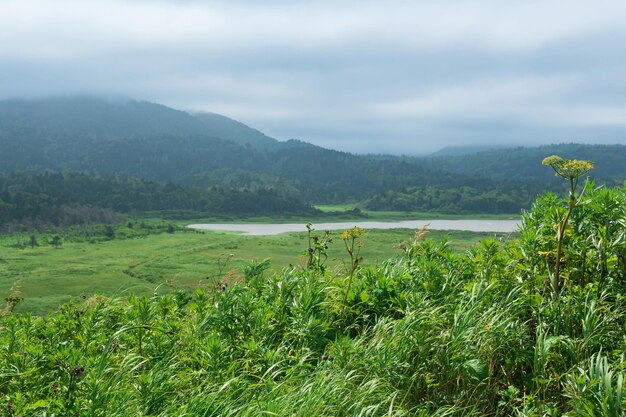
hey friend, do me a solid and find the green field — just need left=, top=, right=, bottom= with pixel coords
left=0, top=227, right=511, bottom=315
left=317, top=204, right=520, bottom=220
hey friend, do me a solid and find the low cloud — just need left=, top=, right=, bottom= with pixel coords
left=370, top=76, right=577, bottom=121
left=2, top=0, right=626, bottom=153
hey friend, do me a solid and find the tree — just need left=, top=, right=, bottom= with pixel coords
left=104, top=225, right=115, bottom=239
left=50, top=235, right=62, bottom=248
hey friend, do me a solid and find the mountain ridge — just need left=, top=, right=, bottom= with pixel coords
left=1, top=96, right=624, bottom=211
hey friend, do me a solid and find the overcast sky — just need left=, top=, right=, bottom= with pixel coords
left=2, top=0, right=626, bottom=154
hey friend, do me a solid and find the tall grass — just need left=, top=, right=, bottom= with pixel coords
left=1, top=184, right=625, bottom=416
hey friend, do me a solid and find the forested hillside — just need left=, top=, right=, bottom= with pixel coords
left=0, top=125, right=455, bottom=203
left=1, top=97, right=624, bottom=219
left=0, top=97, right=290, bottom=150
left=0, top=172, right=316, bottom=231
left=0, top=97, right=207, bottom=137
left=422, top=143, right=626, bottom=183
left=364, top=184, right=537, bottom=214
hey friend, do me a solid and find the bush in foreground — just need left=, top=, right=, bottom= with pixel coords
left=1, top=184, right=625, bottom=416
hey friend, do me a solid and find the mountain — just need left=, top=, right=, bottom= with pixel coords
left=0, top=171, right=317, bottom=231
left=0, top=97, right=208, bottom=138
left=0, top=96, right=623, bottom=213
left=0, top=97, right=466, bottom=203
left=193, top=112, right=283, bottom=150
left=422, top=143, right=626, bottom=184
left=428, top=145, right=509, bottom=157
left=0, top=96, right=311, bottom=152
left=0, top=122, right=467, bottom=203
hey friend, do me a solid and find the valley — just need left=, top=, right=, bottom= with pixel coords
left=0, top=97, right=625, bottom=416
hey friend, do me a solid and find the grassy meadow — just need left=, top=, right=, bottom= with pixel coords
left=0, top=226, right=509, bottom=315
left=314, top=203, right=521, bottom=220
left=1, top=183, right=625, bottom=416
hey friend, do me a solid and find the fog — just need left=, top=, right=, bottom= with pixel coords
left=2, top=0, right=626, bottom=153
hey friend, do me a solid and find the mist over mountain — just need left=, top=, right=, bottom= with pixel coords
left=193, top=112, right=284, bottom=151
left=427, top=145, right=510, bottom=157
left=422, top=144, right=626, bottom=184
left=0, top=96, right=624, bottom=216
left=0, top=97, right=209, bottom=137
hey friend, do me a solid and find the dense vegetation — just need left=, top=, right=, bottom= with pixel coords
left=0, top=225, right=494, bottom=315
left=365, top=184, right=537, bottom=214
left=366, top=144, right=626, bottom=213
left=0, top=124, right=516, bottom=206
left=2, top=97, right=624, bottom=218
left=421, top=143, right=626, bottom=184
left=1, top=178, right=625, bottom=415
left=0, top=172, right=316, bottom=232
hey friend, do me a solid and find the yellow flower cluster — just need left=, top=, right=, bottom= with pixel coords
left=340, top=226, right=364, bottom=240
left=542, top=155, right=594, bottom=180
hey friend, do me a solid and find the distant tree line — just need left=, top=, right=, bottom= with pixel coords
left=2, top=99, right=625, bottom=219
left=0, top=127, right=552, bottom=205
left=1, top=126, right=624, bottom=217
left=365, top=185, right=538, bottom=214
left=0, top=172, right=317, bottom=231
left=419, top=143, right=626, bottom=184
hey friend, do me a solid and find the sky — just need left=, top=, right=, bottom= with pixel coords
left=2, top=0, right=626, bottom=154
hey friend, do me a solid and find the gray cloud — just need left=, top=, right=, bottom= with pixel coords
left=2, top=0, right=626, bottom=153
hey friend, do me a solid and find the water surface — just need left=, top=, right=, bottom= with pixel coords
left=187, top=219, right=520, bottom=236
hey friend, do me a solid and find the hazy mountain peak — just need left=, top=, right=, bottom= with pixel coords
left=192, top=112, right=280, bottom=150
left=0, top=96, right=206, bottom=138
left=428, top=145, right=511, bottom=157
left=0, top=96, right=313, bottom=151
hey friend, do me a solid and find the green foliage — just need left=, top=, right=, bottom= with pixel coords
left=1, top=184, right=626, bottom=415
left=0, top=227, right=492, bottom=315
left=0, top=172, right=317, bottom=231
left=303, top=223, right=332, bottom=272
left=564, top=354, right=624, bottom=417
left=365, top=184, right=537, bottom=214
left=424, top=143, right=625, bottom=184
left=541, top=155, right=594, bottom=296
left=6, top=99, right=625, bottom=216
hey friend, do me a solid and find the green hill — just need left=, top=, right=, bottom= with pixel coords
left=428, top=144, right=508, bottom=157
left=0, top=97, right=208, bottom=137
left=193, top=112, right=285, bottom=150
left=423, top=143, right=626, bottom=184
left=1, top=97, right=624, bottom=214
left=0, top=172, right=317, bottom=232
left=0, top=98, right=483, bottom=204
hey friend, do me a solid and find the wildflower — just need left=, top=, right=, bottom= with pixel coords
left=542, top=155, right=594, bottom=297
left=542, top=155, right=593, bottom=181
left=341, top=227, right=364, bottom=241
left=72, top=365, right=85, bottom=379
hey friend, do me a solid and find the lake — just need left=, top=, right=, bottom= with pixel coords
left=187, top=219, right=520, bottom=236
